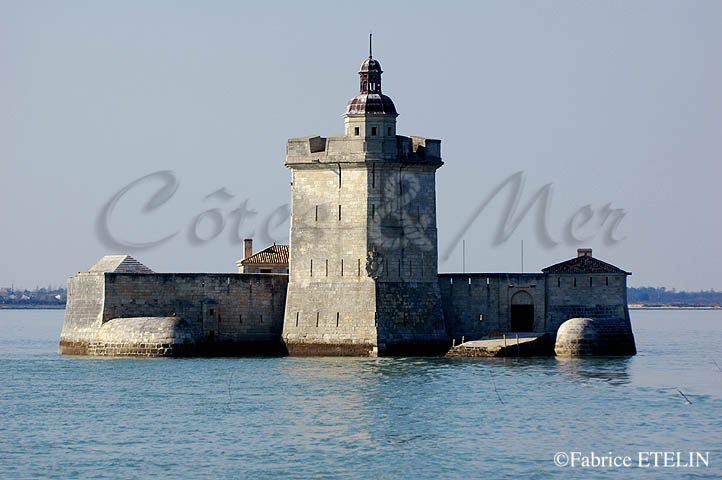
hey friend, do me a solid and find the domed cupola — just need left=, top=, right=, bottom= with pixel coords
left=344, top=35, right=398, bottom=116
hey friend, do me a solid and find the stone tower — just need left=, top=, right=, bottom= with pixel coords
left=281, top=42, right=448, bottom=356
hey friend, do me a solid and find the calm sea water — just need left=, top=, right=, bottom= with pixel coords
left=1, top=309, right=720, bottom=479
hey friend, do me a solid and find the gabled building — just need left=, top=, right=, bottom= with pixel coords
left=236, top=239, right=289, bottom=274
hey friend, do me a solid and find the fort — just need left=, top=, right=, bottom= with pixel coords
left=59, top=43, right=636, bottom=358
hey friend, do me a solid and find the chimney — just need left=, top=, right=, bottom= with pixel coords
left=244, top=238, right=253, bottom=260
left=577, top=248, right=592, bottom=258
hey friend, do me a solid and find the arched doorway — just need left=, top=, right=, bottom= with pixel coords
left=510, top=291, right=534, bottom=332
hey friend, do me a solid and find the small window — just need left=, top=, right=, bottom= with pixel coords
left=606, top=277, right=609, bottom=286
left=209, top=309, right=214, bottom=316
left=260, top=269, right=272, bottom=274
left=315, top=205, right=318, bottom=221
left=573, top=278, right=577, bottom=287
left=338, top=205, right=341, bottom=221
left=371, top=204, right=375, bottom=218
left=558, top=277, right=561, bottom=287
left=387, top=127, right=392, bottom=136
left=354, top=127, right=360, bottom=136
left=371, top=126, right=377, bottom=136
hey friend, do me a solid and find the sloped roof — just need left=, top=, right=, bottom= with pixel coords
left=238, top=245, right=289, bottom=266
left=542, top=255, right=629, bottom=275
left=88, top=255, right=154, bottom=274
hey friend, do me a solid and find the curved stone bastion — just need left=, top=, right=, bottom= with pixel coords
left=554, top=317, right=637, bottom=356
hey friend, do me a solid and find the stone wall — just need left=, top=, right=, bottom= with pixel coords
left=544, top=272, right=630, bottom=335
left=59, top=272, right=288, bottom=356
left=59, top=273, right=106, bottom=354
left=439, top=273, right=546, bottom=342
left=440, top=272, right=629, bottom=342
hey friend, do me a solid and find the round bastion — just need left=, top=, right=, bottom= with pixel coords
left=554, top=317, right=636, bottom=356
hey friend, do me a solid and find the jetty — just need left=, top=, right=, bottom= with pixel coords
left=446, top=333, right=553, bottom=357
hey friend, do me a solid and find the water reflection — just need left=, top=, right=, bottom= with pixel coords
left=555, top=356, right=632, bottom=385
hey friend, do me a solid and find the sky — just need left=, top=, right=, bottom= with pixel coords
left=1, top=0, right=721, bottom=291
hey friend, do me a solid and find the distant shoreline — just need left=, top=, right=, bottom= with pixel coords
left=0, top=305, right=65, bottom=310
left=629, top=305, right=722, bottom=310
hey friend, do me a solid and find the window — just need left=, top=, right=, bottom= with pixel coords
left=606, top=277, right=609, bottom=286
left=310, top=259, right=313, bottom=276
left=371, top=204, right=375, bottom=218
left=371, top=126, right=377, bottom=136
left=315, top=205, right=318, bottom=221
left=338, top=205, right=341, bottom=221
left=387, top=127, right=392, bottom=136
left=260, top=269, right=272, bottom=274
left=341, top=259, right=344, bottom=276
left=354, top=126, right=360, bottom=136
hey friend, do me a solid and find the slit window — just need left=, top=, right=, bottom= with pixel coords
left=387, top=127, right=391, bottom=136
left=338, top=205, right=341, bottom=221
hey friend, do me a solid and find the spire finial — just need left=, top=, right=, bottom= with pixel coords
left=369, top=32, right=372, bottom=58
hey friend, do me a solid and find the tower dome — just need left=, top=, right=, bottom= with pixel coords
left=344, top=34, right=397, bottom=116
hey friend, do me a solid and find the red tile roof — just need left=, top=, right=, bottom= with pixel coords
left=542, top=255, right=629, bottom=274
left=240, top=244, right=289, bottom=266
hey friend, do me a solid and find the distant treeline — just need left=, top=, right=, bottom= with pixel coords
left=0, top=286, right=66, bottom=307
left=627, top=286, right=722, bottom=306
